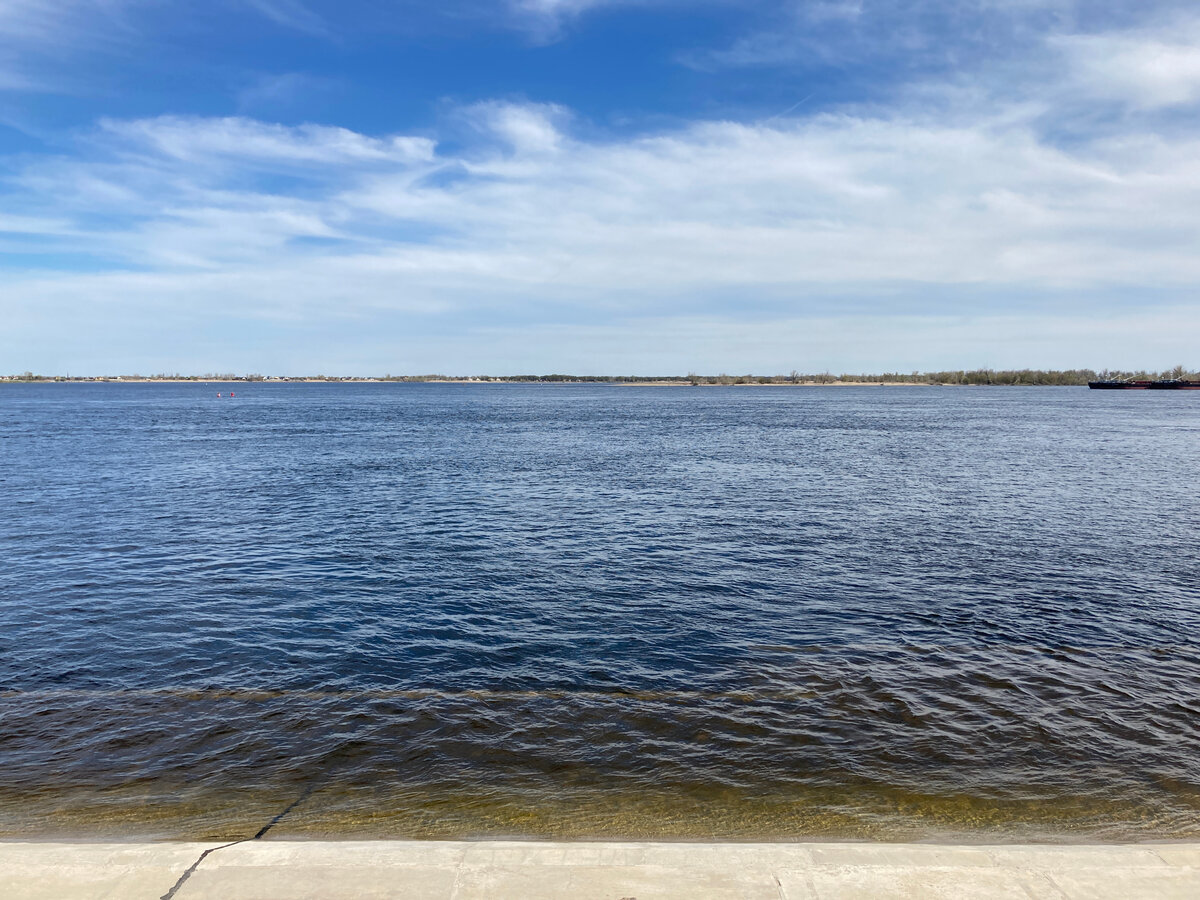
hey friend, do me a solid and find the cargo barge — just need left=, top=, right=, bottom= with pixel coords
left=1089, top=380, right=1200, bottom=390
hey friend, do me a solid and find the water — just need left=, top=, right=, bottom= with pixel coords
left=1, top=383, right=1198, bottom=841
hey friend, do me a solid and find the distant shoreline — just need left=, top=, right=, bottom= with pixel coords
left=1, top=378, right=1063, bottom=387
left=4, top=367, right=1189, bottom=386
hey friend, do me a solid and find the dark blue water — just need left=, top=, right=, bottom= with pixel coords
left=1, top=383, right=1198, bottom=840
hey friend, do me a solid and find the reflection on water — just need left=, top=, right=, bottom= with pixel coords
left=1, top=384, right=1198, bottom=839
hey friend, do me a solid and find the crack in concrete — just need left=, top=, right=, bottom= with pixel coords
left=159, top=781, right=320, bottom=899
left=160, top=839, right=246, bottom=900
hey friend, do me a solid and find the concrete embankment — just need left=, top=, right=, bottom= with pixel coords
left=2, top=839, right=1199, bottom=899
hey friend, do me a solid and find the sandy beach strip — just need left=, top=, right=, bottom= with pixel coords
left=2, top=839, right=1198, bottom=899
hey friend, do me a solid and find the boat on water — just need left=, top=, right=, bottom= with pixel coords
left=1089, top=380, right=1200, bottom=390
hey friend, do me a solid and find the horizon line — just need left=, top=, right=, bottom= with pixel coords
left=4, top=366, right=1197, bottom=386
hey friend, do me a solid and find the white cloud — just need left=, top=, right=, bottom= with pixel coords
left=510, top=0, right=609, bottom=13
left=0, top=62, right=32, bottom=90
left=0, top=212, right=78, bottom=235
left=338, top=108, right=1200, bottom=294
left=7, top=98, right=1200, bottom=297
left=504, top=0, right=664, bottom=41
left=99, top=116, right=436, bottom=166
left=0, top=0, right=146, bottom=90
left=1056, top=26, right=1200, bottom=109
left=465, top=101, right=568, bottom=154
left=0, top=1, right=337, bottom=95
left=236, top=72, right=329, bottom=112
left=0, top=0, right=92, bottom=40
left=240, top=0, right=327, bottom=36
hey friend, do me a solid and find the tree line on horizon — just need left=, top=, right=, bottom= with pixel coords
left=4, top=366, right=1196, bottom=384
left=365, top=366, right=1200, bottom=385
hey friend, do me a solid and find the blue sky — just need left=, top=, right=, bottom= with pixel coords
left=2, top=0, right=1199, bottom=374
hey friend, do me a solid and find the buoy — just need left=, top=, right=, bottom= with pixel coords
left=217, top=392, right=222, bottom=398
left=230, top=392, right=235, bottom=398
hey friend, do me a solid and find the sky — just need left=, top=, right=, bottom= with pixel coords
left=2, top=0, right=1199, bottom=375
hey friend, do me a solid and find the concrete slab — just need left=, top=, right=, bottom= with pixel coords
left=0, top=842, right=218, bottom=900
left=458, top=839, right=815, bottom=869
left=176, top=864, right=459, bottom=900
left=985, top=845, right=1170, bottom=869
left=1049, top=867, right=1200, bottom=900
left=451, top=863, right=781, bottom=900
left=1, top=839, right=1198, bottom=900
left=806, top=844, right=995, bottom=868
left=1152, top=845, right=1200, bottom=867
left=779, top=864, right=1063, bottom=900
left=177, top=840, right=467, bottom=900
left=208, top=840, right=467, bottom=868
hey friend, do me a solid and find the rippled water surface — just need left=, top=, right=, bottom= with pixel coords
left=2, top=383, right=1198, bottom=841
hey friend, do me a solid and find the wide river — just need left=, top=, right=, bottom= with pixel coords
left=1, top=383, right=1197, bottom=841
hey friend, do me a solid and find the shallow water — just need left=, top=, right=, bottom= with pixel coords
left=1, top=383, right=1198, bottom=840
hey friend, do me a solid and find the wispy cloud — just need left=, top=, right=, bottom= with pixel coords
left=240, top=0, right=328, bottom=36
left=504, top=0, right=671, bottom=42
left=0, top=0, right=148, bottom=91
left=99, top=115, right=436, bottom=166
left=462, top=100, right=569, bottom=154
left=0, top=0, right=101, bottom=40
left=236, top=72, right=333, bottom=113
left=0, top=0, right=332, bottom=95
left=0, top=62, right=34, bottom=91
left=1054, top=24, right=1200, bottom=109
left=680, top=0, right=1179, bottom=73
